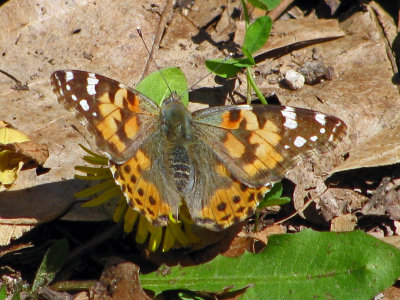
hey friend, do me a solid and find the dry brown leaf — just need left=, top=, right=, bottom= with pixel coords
left=0, top=141, right=49, bottom=166
left=381, top=235, right=400, bottom=250
left=0, top=224, right=34, bottom=247
left=333, top=124, right=400, bottom=173
left=90, top=257, right=152, bottom=300
left=238, top=223, right=285, bottom=245
left=382, top=286, right=400, bottom=300
left=330, top=214, right=357, bottom=232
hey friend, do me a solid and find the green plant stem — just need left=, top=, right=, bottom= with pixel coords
left=50, top=280, right=97, bottom=291
left=246, top=67, right=267, bottom=104
left=254, top=210, right=260, bottom=232
left=246, top=69, right=252, bottom=104
left=241, top=0, right=250, bottom=27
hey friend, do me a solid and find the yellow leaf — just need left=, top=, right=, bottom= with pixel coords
left=0, top=121, right=31, bottom=190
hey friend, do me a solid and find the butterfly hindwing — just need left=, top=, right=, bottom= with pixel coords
left=192, top=105, right=347, bottom=188
left=110, top=130, right=183, bottom=226
left=184, top=139, right=271, bottom=230
left=51, top=70, right=160, bottom=163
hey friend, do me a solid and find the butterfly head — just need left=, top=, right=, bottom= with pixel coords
left=161, top=92, right=193, bottom=142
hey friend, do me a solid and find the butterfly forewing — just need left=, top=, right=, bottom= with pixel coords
left=192, top=104, right=347, bottom=188
left=51, top=70, right=160, bottom=163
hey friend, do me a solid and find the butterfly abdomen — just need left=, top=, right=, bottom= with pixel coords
left=166, top=145, right=193, bottom=193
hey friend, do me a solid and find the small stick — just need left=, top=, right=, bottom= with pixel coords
left=0, top=69, right=29, bottom=90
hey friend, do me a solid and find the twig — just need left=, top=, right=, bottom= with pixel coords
left=140, top=0, right=174, bottom=80
left=0, top=69, right=29, bottom=90
left=267, top=0, right=295, bottom=21
left=276, top=187, right=329, bottom=224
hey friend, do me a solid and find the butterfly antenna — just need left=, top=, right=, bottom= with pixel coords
left=137, top=27, right=173, bottom=94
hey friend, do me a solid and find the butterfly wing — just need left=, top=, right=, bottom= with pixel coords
left=110, top=129, right=184, bottom=226
left=184, top=139, right=271, bottom=230
left=192, top=104, right=347, bottom=188
left=51, top=70, right=160, bottom=163
left=51, top=70, right=181, bottom=225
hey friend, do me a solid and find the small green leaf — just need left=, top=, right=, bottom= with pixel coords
left=136, top=67, right=188, bottom=106
left=265, top=181, right=284, bottom=199
left=11, top=293, right=20, bottom=300
left=261, top=196, right=290, bottom=207
left=258, top=181, right=291, bottom=209
left=233, top=58, right=256, bottom=68
left=140, top=230, right=400, bottom=299
left=205, top=59, right=243, bottom=78
left=0, top=284, right=7, bottom=300
left=205, top=58, right=256, bottom=78
left=248, top=0, right=281, bottom=11
left=243, top=15, right=272, bottom=55
left=32, top=239, right=69, bottom=291
left=241, top=46, right=256, bottom=63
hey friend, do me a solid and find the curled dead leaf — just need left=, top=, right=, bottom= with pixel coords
left=0, top=121, right=48, bottom=191
left=0, top=141, right=49, bottom=166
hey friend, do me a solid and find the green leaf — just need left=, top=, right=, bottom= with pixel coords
left=205, top=58, right=255, bottom=78
left=0, top=284, right=7, bottom=300
left=248, top=0, right=281, bottom=11
left=258, top=181, right=291, bottom=209
left=140, top=230, right=400, bottom=299
left=205, top=59, right=243, bottom=78
left=32, top=239, right=69, bottom=291
left=241, top=46, right=256, bottom=63
left=11, top=293, right=20, bottom=300
left=136, top=67, right=189, bottom=106
left=243, top=15, right=272, bottom=55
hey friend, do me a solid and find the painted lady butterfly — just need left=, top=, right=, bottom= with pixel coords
left=51, top=70, right=346, bottom=231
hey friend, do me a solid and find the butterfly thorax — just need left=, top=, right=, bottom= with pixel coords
left=161, top=95, right=194, bottom=193
left=161, top=98, right=193, bottom=142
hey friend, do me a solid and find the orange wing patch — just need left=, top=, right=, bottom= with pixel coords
left=219, top=109, right=286, bottom=178
left=220, top=109, right=259, bottom=130
left=201, top=163, right=270, bottom=230
left=110, top=149, right=171, bottom=226
left=94, top=90, right=144, bottom=155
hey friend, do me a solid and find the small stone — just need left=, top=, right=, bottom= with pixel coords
left=284, top=70, right=305, bottom=90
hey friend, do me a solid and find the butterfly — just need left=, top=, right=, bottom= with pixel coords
left=51, top=70, right=347, bottom=231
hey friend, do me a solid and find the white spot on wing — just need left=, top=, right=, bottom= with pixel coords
left=320, top=128, right=326, bottom=134
left=65, top=71, right=74, bottom=82
left=87, top=77, right=99, bottom=85
left=92, top=112, right=97, bottom=117
left=66, top=84, right=71, bottom=91
left=87, top=76, right=99, bottom=96
left=59, top=89, right=64, bottom=96
left=294, top=136, right=307, bottom=147
left=281, top=107, right=297, bottom=129
left=284, top=145, right=290, bottom=149
left=283, top=106, right=295, bottom=112
left=80, top=99, right=90, bottom=111
left=310, top=136, right=318, bottom=142
left=71, top=94, right=77, bottom=101
left=315, top=113, right=326, bottom=126
left=284, top=118, right=297, bottom=129
left=87, top=84, right=96, bottom=96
